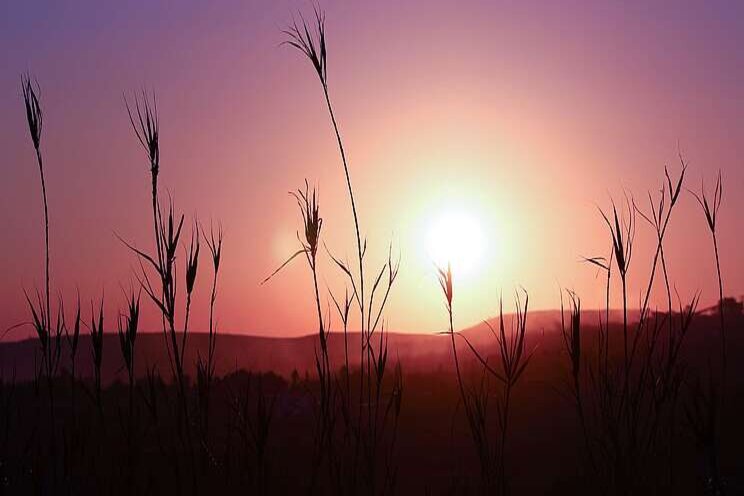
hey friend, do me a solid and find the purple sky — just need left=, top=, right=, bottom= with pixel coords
left=1, top=1, right=743, bottom=339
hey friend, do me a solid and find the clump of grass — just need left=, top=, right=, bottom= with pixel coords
left=488, top=291, right=532, bottom=494
left=24, top=290, right=62, bottom=395
left=635, top=162, right=686, bottom=323
left=123, top=90, right=212, bottom=493
left=121, top=93, right=189, bottom=401
left=118, top=290, right=140, bottom=403
left=561, top=290, right=581, bottom=382
left=284, top=11, right=403, bottom=492
left=439, top=261, right=533, bottom=493
left=63, top=295, right=82, bottom=417
left=574, top=163, right=709, bottom=492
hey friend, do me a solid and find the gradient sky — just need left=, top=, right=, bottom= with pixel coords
left=1, top=1, right=742, bottom=339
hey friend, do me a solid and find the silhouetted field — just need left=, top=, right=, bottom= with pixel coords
left=2, top=310, right=743, bottom=494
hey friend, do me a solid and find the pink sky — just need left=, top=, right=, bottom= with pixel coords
left=1, top=1, right=742, bottom=339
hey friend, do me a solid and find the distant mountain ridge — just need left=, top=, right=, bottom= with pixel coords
left=0, top=307, right=714, bottom=384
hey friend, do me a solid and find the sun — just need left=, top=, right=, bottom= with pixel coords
left=425, top=210, right=485, bottom=278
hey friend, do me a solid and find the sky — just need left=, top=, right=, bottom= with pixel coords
left=0, top=1, right=742, bottom=339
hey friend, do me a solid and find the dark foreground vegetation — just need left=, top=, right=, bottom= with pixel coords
left=3, top=7, right=743, bottom=496
left=1, top=310, right=744, bottom=495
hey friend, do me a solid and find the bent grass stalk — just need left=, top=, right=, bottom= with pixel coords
left=22, top=76, right=51, bottom=370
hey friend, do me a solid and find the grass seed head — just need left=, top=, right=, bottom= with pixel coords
left=125, top=91, right=160, bottom=178
left=437, top=262, right=453, bottom=310
left=691, top=171, right=723, bottom=234
left=118, top=291, right=140, bottom=376
left=21, top=75, right=43, bottom=151
left=561, top=289, right=581, bottom=379
left=293, top=180, right=323, bottom=262
left=204, top=221, right=223, bottom=273
left=600, top=197, right=635, bottom=279
left=186, top=224, right=200, bottom=295
left=284, top=8, right=328, bottom=87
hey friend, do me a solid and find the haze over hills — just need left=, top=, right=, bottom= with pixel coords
left=0, top=306, right=721, bottom=384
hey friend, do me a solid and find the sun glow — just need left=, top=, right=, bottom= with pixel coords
left=425, top=210, right=486, bottom=279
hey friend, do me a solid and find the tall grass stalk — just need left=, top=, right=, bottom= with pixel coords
left=284, top=10, right=364, bottom=335
left=437, top=263, right=490, bottom=488
left=437, top=263, right=466, bottom=407
left=123, top=92, right=199, bottom=492
left=284, top=10, right=402, bottom=493
left=197, top=222, right=222, bottom=437
left=183, top=222, right=200, bottom=366
left=560, top=289, right=594, bottom=472
left=489, top=291, right=531, bottom=494
left=123, top=93, right=189, bottom=405
left=634, top=160, right=686, bottom=358
left=690, top=172, right=725, bottom=373
left=598, top=196, right=635, bottom=373
left=22, top=76, right=50, bottom=359
left=21, top=77, right=64, bottom=442
left=125, top=92, right=162, bottom=276
left=330, top=286, right=354, bottom=404
left=688, top=171, right=727, bottom=492
left=262, top=180, right=331, bottom=490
